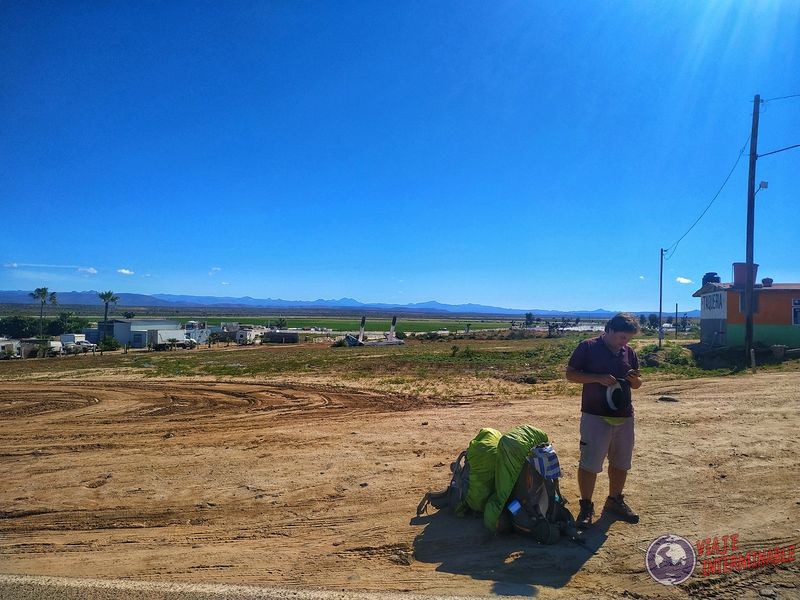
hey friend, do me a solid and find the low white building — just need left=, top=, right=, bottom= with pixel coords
left=88, top=319, right=181, bottom=348
left=1, top=338, right=20, bottom=357
left=19, top=338, right=62, bottom=358
left=236, top=329, right=257, bottom=345
left=236, top=328, right=263, bottom=345
left=174, top=321, right=212, bottom=344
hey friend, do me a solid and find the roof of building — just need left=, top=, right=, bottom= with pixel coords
left=693, top=282, right=800, bottom=297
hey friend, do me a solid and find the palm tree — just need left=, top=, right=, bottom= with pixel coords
left=30, top=287, right=57, bottom=338
left=98, top=290, right=120, bottom=340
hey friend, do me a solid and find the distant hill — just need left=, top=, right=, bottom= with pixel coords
left=0, top=290, right=700, bottom=317
left=0, top=290, right=175, bottom=307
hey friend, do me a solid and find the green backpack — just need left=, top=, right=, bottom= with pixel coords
left=416, top=427, right=502, bottom=517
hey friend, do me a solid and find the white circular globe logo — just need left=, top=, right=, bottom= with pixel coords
left=645, top=534, right=696, bottom=585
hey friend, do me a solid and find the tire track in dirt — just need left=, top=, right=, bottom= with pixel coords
left=0, top=388, right=99, bottom=418
left=0, top=380, right=442, bottom=458
left=0, top=380, right=434, bottom=422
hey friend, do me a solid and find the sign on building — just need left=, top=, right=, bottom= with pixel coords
left=700, top=291, right=726, bottom=320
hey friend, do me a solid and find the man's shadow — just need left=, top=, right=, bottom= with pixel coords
left=410, top=508, right=615, bottom=597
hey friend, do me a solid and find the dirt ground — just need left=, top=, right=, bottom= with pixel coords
left=1, top=365, right=798, bottom=599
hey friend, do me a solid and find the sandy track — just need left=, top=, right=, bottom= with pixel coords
left=0, top=573, right=529, bottom=600
left=1, top=374, right=798, bottom=599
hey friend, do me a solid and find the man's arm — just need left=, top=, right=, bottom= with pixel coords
left=626, top=350, right=642, bottom=389
left=625, top=369, right=643, bottom=389
left=565, top=365, right=617, bottom=387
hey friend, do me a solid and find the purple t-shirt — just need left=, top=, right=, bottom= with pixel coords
left=567, top=335, right=639, bottom=417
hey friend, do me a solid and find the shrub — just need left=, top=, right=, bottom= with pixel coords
left=98, top=337, right=121, bottom=351
left=665, top=345, right=693, bottom=366
left=459, top=346, right=477, bottom=359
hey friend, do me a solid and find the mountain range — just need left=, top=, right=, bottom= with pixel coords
left=0, top=290, right=701, bottom=317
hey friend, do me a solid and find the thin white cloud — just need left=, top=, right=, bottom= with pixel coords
left=117, top=268, right=135, bottom=276
left=209, top=267, right=222, bottom=276
left=221, top=281, right=230, bottom=286
left=3, top=262, right=90, bottom=270
left=4, top=262, right=99, bottom=275
left=639, top=275, right=645, bottom=280
left=676, top=276, right=693, bottom=284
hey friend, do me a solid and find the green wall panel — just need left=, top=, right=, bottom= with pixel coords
left=726, top=324, right=800, bottom=348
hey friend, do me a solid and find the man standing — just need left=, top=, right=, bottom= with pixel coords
left=565, top=313, right=642, bottom=529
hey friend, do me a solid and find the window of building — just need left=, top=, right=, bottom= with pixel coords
left=793, top=299, right=800, bottom=326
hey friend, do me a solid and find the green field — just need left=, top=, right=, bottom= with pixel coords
left=46, top=315, right=516, bottom=333
left=198, top=316, right=512, bottom=333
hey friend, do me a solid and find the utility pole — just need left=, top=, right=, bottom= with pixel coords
left=658, top=248, right=664, bottom=348
left=675, top=303, right=678, bottom=339
left=745, top=95, right=760, bottom=360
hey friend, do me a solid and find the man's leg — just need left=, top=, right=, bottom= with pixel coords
left=608, top=464, right=627, bottom=497
left=578, top=467, right=597, bottom=501
left=576, top=414, right=611, bottom=529
left=603, top=418, right=638, bottom=523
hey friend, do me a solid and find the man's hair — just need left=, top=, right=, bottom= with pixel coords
left=605, top=312, right=640, bottom=334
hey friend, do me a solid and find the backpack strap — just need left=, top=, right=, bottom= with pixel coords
left=448, top=451, right=468, bottom=501
left=417, top=488, right=449, bottom=515
left=450, top=450, right=468, bottom=475
left=417, top=450, right=469, bottom=516
left=416, top=493, right=432, bottom=516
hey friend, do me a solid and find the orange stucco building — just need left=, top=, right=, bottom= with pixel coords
left=693, top=265, right=800, bottom=348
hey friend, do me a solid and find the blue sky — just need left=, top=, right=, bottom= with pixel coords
left=1, top=1, right=798, bottom=312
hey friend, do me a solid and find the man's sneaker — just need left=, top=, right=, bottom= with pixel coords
left=576, top=499, right=594, bottom=529
left=604, top=494, right=639, bottom=523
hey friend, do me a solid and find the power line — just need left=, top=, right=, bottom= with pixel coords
left=758, top=143, right=800, bottom=158
left=664, top=135, right=750, bottom=261
left=762, top=93, right=800, bottom=103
